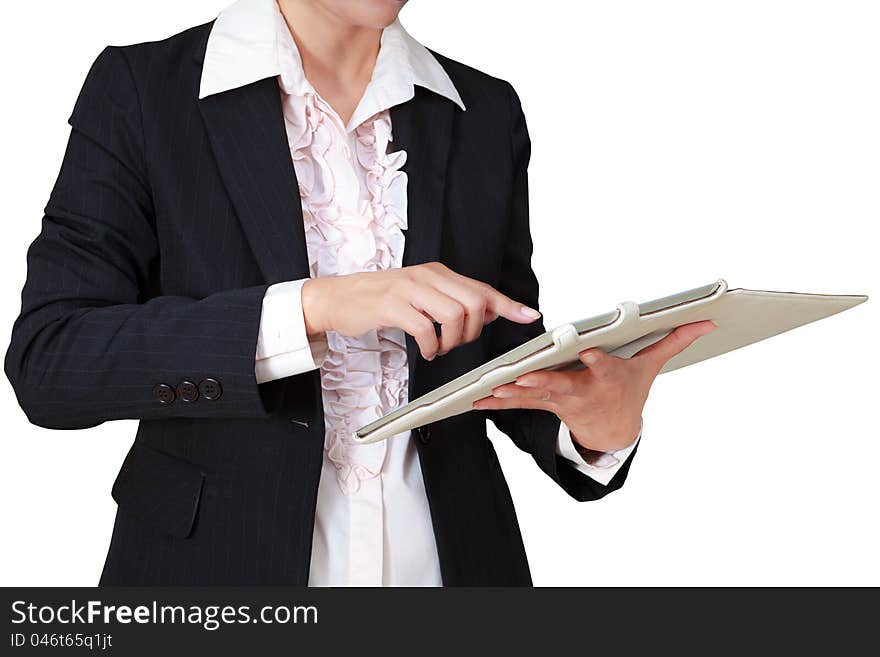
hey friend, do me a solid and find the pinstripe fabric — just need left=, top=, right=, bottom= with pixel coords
left=5, top=21, right=636, bottom=586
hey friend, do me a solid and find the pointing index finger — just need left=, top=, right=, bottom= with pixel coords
left=484, top=287, right=541, bottom=324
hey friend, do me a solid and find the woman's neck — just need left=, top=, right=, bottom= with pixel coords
left=278, top=0, right=383, bottom=125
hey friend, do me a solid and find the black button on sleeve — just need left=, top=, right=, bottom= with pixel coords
left=177, top=380, right=199, bottom=403
left=199, top=378, right=222, bottom=401
left=416, top=425, right=432, bottom=445
left=152, top=383, right=175, bottom=405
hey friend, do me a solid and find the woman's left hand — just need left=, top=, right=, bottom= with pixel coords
left=473, top=320, right=717, bottom=452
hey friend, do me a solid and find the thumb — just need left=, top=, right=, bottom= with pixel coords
left=636, top=320, right=717, bottom=369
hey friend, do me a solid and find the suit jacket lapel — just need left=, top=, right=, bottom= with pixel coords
left=394, top=88, right=455, bottom=269
left=392, top=88, right=457, bottom=398
left=198, top=78, right=311, bottom=284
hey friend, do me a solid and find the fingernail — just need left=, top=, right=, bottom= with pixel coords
left=516, top=377, right=538, bottom=387
left=520, top=306, right=541, bottom=319
left=493, top=389, right=513, bottom=398
left=581, top=351, right=598, bottom=366
left=426, top=354, right=435, bottom=361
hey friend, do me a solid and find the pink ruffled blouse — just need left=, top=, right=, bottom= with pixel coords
left=277, top=19, right=409, bottom=497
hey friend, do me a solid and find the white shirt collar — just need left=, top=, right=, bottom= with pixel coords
left=199, top=0, right=465, bottom=127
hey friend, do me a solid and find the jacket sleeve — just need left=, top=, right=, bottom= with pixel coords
left=484, top=82, right=637, bottom=501
left=5, top=47, right=279, bottom=429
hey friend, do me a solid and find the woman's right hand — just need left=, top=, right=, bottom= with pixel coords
left=300, top=262, right=541, bottom=360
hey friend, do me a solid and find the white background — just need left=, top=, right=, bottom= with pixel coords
left=0, top=0, right=877, bottom=586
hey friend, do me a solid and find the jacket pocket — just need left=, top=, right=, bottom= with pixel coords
left=111, top=441, right=205, bottom=539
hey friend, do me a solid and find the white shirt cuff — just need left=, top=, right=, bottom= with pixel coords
left=255, top=280, right=328, bottom=384
left=555, top=420, right=641, bottom=486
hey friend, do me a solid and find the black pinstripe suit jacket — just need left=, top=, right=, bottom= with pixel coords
left=5, top=21, right=637, bottom=586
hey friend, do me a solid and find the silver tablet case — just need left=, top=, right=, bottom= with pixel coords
left=353, top=279, right=867, bottom=444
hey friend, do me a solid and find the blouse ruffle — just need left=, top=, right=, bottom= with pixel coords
left=279, top=48, right=409, bottom=494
